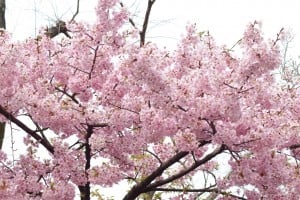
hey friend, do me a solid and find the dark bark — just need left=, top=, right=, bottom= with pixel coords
left=139, top=0, right=155, bottom=47
left=0, top=122, right=4, bottom=149
left=0, top=0, right=5, bottom=29
left=78, top=125, right=93, bottom=200
left=0, top=0, right=5, bottom=150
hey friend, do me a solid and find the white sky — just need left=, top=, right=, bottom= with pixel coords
left=3, top=0, right=300, bottom=199
left=6, top=0, right=300, bottom=52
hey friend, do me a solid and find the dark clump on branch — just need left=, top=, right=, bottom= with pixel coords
left=44, top=20, right=71, bottom=39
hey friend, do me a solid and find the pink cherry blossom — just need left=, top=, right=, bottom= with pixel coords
left=0, top=0, right=298, bottom=199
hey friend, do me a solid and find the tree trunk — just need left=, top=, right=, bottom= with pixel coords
left=0, top=0, right=5, bottom=150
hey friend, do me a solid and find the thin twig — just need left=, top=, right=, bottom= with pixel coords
left=229, top=38, right=242, bottom=51
left=8, top=121, right=15, bottom=164
left=144, top=149, right=163, bottom=165
left=120, top=2, right=136, bottom=28
left=70, top=0, right=80, bottom=22
left=108, top=102, right=140, bottom=115
left=55, top=86, right=79, bottom=104
left=233, top=137, right=261, bottom=147
left=153, top=187, right=247, bottom=200
left=89, top=45, right=99, bottom=79
left=273, top=28, right=284, bottom=47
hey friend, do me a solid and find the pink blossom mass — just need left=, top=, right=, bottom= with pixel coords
left=0, top=0, right=299, bottom=199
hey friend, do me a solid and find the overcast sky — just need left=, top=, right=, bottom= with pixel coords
left=6, top=0, right=300, bottom=51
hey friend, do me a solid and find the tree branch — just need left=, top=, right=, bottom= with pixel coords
left=0, top=105, right=54, bottom=154
left=70, top=0, right=80, bottom=23
left=144, top=145, right=226, bottom=192
left=139, top=0, right=155, bottom=47
left=55, top=86, right=79, bottom=104
left=290, top=144, right=300, bottom=149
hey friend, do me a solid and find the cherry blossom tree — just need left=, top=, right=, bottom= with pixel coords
left=0, top=0, right=299, bottom=199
